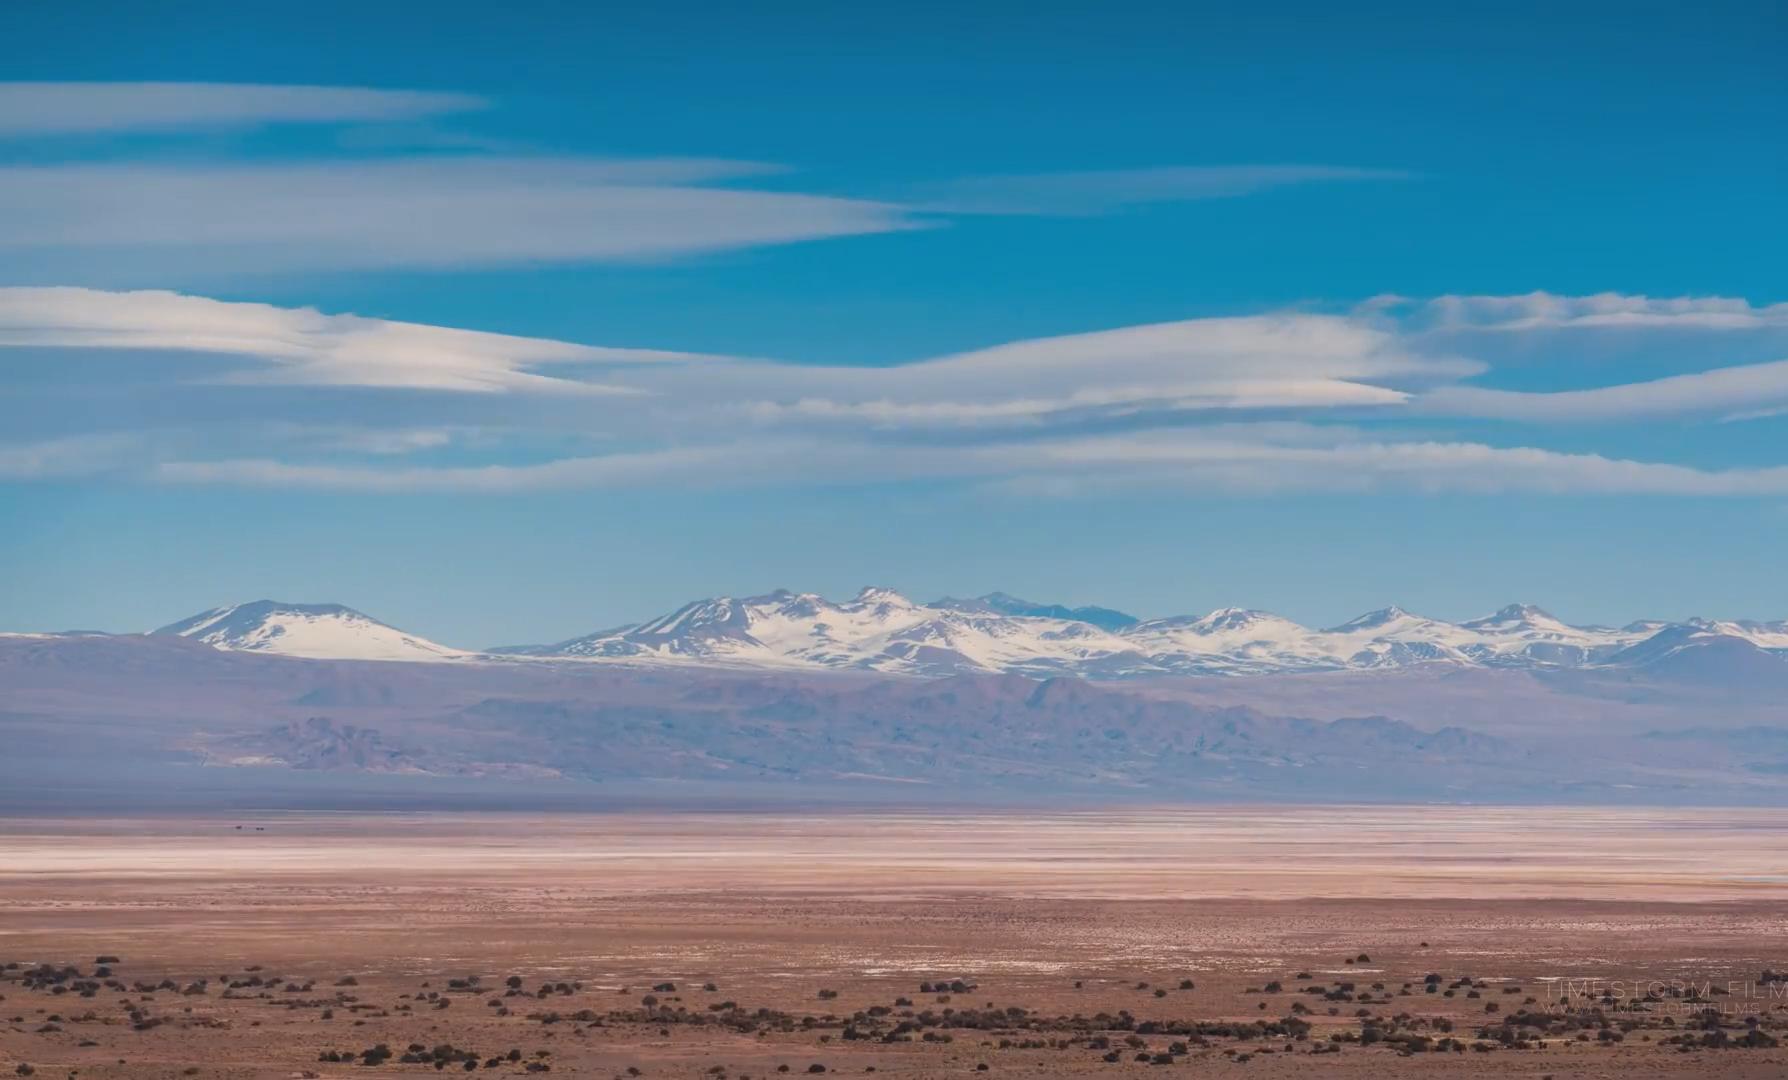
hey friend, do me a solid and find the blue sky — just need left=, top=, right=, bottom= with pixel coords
left=0, top=0, right=1785, bottom=645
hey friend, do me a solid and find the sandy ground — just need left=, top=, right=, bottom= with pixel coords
left=2, top=807, right=1787, bottom=1078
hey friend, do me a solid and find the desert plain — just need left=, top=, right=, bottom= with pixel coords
left=3, top=806, right=1786, bottom=1079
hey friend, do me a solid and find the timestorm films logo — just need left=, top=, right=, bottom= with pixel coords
left=1541, top=970, right=1788, bottom=1017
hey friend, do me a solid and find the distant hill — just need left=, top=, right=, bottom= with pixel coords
left=4, top=630, right=1787, bottom=808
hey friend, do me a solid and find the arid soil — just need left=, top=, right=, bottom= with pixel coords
left=3, top=807, right=1787, bottom=1078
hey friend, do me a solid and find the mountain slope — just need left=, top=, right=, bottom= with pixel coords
left=154, top=601, right=467, bottom=663
left=9, top=632, right=1786, bottom=806
left=1604, top=625, right=1788, bottom=689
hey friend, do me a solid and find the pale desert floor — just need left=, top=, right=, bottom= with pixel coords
left=2, top=806, right=1787, bottom=1078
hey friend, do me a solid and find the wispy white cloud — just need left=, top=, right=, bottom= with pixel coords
left=0, top=83, right=1416, bottom=277
left=6, top=287, right=1788, bottom=496
left=0, top=423, right=492, bottom=480
left=1376, top=291, right=1788, bottom=333
left=913, top=165, right=1413, bottom=215
left=259, top=423, right=466, bottom=455
left=0, top=159, right=912, bottom=278
left=1347, top=290, right=1788, bottom=422
left=0, top=432, right=144, bottom=478
left=151, top=429, right=1788, bottom=498
left=0, top=82, right=486, bottom=136
left=1004, top=430, right=1788, bottom=496
left=1723, top=406, right=1788, bottom=424
left=0, top=288, right=1465, bottom=413
left=0, top=287, right=720, bottom=393
left=155, top=444, right=769, bottom=493
left=737, top=378, right=1409, bottom=427
left=320, top=427, right=458, bottom=455
left=1421, top=358, right=1788, bottom=422
left=707, top=314, right=1474, bottom=431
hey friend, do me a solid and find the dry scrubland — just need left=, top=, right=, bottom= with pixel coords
left=3, top=808, right=1788, bottom=1078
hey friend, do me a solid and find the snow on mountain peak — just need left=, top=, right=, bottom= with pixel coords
left=1198, top=607, right=1274, bottom=629
left=153, top=600, right=465, bottom=663
left=1326, top=606, right=1416, bottom=633
left=1465, top=602, right=1562, bottom=628
left=852, top=585, right=915, bottom=608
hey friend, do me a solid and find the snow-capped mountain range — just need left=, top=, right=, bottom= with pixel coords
left=129, top=589, right=1788, bottom=680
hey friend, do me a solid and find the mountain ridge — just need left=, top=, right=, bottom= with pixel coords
left=49, top=590, right=1785, bottom=685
